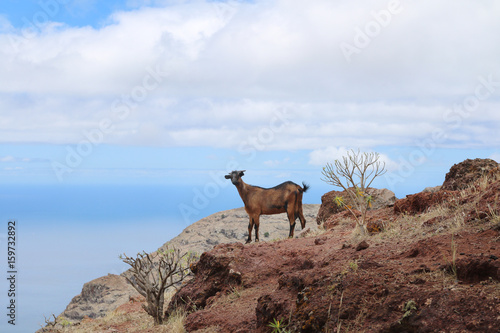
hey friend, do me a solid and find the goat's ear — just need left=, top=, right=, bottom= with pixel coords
left=224, top=175, right=231, bottom=179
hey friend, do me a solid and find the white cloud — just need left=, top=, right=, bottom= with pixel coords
left=0, top=0, right=499, bottom=151
left=0, top=155, right=48, bottom=163
left=0, top=14, right=13, bottom=32
left=4, top=166, right=24, bottom=171
left=309, top=147, right=351, bottom=166
left=263, top=157, right=290, bottom=167
left=308, top=147, right=399, bottom=173
left=0, top=156, right=15, bottom=162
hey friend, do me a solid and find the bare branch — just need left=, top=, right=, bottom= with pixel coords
left=43, top=314, right=57, bottom=327
left=120, top=247, right=198, bottom=325
left=321, top=150, right=387, bottom=235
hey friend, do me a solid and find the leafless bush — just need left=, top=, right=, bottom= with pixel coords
left=321, top=149, right=386, bottom=235
left=120, top=248, right=197, bottom=325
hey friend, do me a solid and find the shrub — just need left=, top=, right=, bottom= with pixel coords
left=120, top=247, right=197, bottom=325
left=321, top=149, right=386, bottom=235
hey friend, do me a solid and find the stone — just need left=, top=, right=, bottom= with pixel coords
left=316, top=188, right=396, bottom=224
left=441, top=158, right=500, bottom=191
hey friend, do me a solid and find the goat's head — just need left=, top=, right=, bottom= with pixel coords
left=225, top=170, right=245, bottom=185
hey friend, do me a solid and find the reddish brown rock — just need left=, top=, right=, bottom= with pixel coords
left=441, top=158, right=500, bottom=191
left=355, top=240, right=369, bottom=251
left=366, top=220, right=385, bottom=233
left=394, top=191, right=458, bottom=214
left=316, top=188, right=396, bottom=224
left=166, top=226, right=500, bottom=333
left=463, top=180, right=500, bottom=222
left=316, top=190, right=346, bottom=224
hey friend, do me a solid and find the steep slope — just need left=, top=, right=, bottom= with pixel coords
left=51, top=205, right=321, bottom=326
left=164, top=160, right=500, bottom=332
left=168, top=223, right=499, bottom=332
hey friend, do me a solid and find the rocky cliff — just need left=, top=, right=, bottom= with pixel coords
left=52, top=204, right=321, bottom=325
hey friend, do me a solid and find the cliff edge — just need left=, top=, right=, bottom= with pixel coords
left=50, top=204, right=321, bottom=326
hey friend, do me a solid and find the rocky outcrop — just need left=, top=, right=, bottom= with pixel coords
left=461, top=177, right=500, bottom=222
left=394, top=158, right=500, bottom=215
left=61, top=274, right=138, bottom=321
left=316, top=188, right=396, bottom=224
left=422, top=185, right=441, bottom=193
left=56, top=204, right=320, bottom=325
left=393, top=190, right=458, bottom=214
left=160, top=204, right=320, bottom=256
left=441, top=158, right=500, bottom=191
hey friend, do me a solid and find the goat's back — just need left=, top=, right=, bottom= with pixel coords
left=254, top=181, right=302, bottom=192
left=243, top=181, right=305, bottom=215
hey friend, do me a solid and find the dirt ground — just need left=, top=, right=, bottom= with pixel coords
left=168, top=218, right=499, bottom=332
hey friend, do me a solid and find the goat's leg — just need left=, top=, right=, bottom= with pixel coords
left=296, top=191, right=306, bottom=229
left=254, top=215, right=260, bottom=242
left=246, top=217, right=254, bottom=244
left=287, top=210, right=296, bottom=238
left=298, top=204, right=306, bottom=229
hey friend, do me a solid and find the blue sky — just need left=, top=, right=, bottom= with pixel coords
left=1, top=0, right=165, bottom=28
left=1, top=0, right=500, bottom=195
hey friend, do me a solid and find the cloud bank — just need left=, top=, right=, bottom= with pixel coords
left=1, top=0, right=499, bottom=153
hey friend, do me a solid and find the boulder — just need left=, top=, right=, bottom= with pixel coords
left=441, top=158, right=500, bottom=191
left=316, top=190, right=346, bottom=224
left=316, top=188, right=396, bottom=224
left=369, top=188, right=397, bottom=209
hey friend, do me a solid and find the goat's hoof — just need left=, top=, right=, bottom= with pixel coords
left=245, top=239, right=251, bottom=244
left=255, top=239, right=259, bottom=242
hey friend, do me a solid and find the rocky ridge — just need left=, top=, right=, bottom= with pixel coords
left=159, top=204, right=321, bottom=255
left=53, top=204, right=321, bottom=324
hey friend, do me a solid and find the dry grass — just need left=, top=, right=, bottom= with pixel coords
left=311, top=176, right=500, bottom=256
left=356, top=176, right=500, bottom=245
left=163, top=308, right=187, bottom=333
left=45, top=288, right=187, bottom=333
left=55, top=308, right=188, bottom=333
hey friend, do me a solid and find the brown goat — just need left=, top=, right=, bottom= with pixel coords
left=225, top=170, right=309, bottom=243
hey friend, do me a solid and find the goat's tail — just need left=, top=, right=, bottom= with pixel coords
left=301, top=182, right=310, bottom=193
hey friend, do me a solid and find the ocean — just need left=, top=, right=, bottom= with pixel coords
left=0, top=184, right=246, bottom=332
